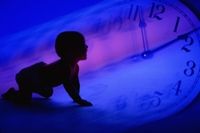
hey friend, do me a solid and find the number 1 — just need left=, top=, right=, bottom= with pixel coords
left=174, top=17, right=180, bottom=32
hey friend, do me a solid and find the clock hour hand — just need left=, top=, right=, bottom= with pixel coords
left=152, top=27, right=200, bottom=53
left=129, top=27, right=199, bottom=62
left=138, top=6, right=152, bottom=59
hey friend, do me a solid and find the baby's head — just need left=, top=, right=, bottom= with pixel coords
left=55, top=31, right=88, bottom=61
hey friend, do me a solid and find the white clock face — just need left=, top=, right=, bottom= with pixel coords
left=76, top=0, right=200, bottom=128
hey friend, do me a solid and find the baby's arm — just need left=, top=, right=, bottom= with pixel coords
left=63, top=80, right=92, bottom=106
left=63, top=66, right=92, bottom=106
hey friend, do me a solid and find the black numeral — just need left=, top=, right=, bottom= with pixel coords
left=128, top=5, right=139, bottom=21
left=128, top=4, right=133, bottom=20
left=172, top=80, right=182, bottom=96
left=133, top=5, right=139, bottom=21
left=182, top=36, right=194, bottom=52
left=149, top=3, right=165, bottom=20
left=140, top=91, right=162, bottom=110
left=184, top=60, right=196, bottom=77
left=174, top=17, right=180, bottom=32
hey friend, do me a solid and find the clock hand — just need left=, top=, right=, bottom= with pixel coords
left=152, top=27, right=200, bottom=53
left=128, top=27, right=200, bottom=61
left=138, top=6, right=152, bottom=59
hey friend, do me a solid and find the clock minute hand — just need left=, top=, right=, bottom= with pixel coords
left=152, top=27, right=200, bottom=53
left=138, top=6, right=152, bottom=58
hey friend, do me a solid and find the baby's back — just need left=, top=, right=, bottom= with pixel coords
left=41, top=60, right=70, bottom=88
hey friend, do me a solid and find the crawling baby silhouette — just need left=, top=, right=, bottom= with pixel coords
left=2, top=31, right=92, bottom=106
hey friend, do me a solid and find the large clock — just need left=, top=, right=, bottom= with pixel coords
left=76, top=0, right=200, bottom=127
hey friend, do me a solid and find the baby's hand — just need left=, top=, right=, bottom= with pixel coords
left=77, top=99, right=93, bottom=106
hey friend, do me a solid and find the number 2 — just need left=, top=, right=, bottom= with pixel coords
left=182, top=36, right=194, bottom=52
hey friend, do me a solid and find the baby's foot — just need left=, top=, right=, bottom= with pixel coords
left=1, top=88, right=17, bottom=100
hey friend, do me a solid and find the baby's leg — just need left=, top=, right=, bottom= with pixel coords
left=1, top=87, right=31, bottom=104
left=16, top=73, right=32, bottom=104
left=1, top=87, right=18, bottom=100
left=33, top=87, right=53, bottom=98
